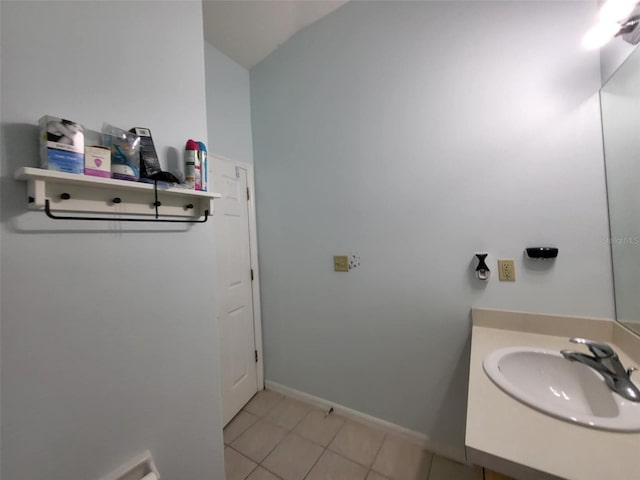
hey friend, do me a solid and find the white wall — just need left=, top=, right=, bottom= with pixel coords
left=1, top=2, right=225, bottom=479
left=250, top=0, right=613, bottom=457
left=600, top=26, right=639, bottom=83
left=205, top=41, right=254, bottom=164
left=601, top=41, right=637, bottom=83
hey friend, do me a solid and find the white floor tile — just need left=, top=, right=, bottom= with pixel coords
left=294, top=409, right=345, bottom=446
left=224, top=447, right=257, bottom=480
left=231, top=419, right=288, bottom=463
left=328, top=421, right=385, bottom=467
left=263, top=397, right=313, bottom=430
left=244, top=390, right=284, bottom=417
left=246, top=466, right=283, bottom=480
left=371, top=435, right=432, bottom=480
left=366, top=471, right=391, bottom=480
left=224, top=411, right=260, bottom=445
left=306, top=450, right=368, bottom=480
left=261, top=433, right=324, bottom=480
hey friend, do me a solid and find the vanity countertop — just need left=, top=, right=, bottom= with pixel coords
left=466, top=309, right=640, bottom=480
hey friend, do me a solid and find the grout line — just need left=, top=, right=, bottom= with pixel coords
left=328, top=448, right=377, bottom=472
left=258, top=462, right=286, bottom=480
left=367, top=432, right=387, bottom=476
left=301, top=446, right=325, bottom=480
left=294, top=410, right=347, bottom=450
left=225, top=411, right=260, bottom=445
left=259, top=408, right=311, bottom=434
left=242, top=392, right=318, bottom=474
left=226, top=444, right=264, bottom=480
left=227, top=444, right=260, bottom=465
left=228, top=415, right=267, bottom=448
left=243, top=463, right=260, bottom=480
left=256, top=431, right=288, bottom=466
left=426, top=450, right=435, bottom=480
left=288, top=403, right=315, bottom=432
left=257, top=392, right=287, bottom=418
left=228, top=428, right=286, bottom=467
left=325, top=415, right=347, bottom=447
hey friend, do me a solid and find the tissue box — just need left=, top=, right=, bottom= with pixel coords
left=39, top=115, right=85, bottom=174
left=84, top=145, right=111, bottom=178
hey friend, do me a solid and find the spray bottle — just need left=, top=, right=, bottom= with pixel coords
left=184, top=139, right=199, bottom=189
left=197, top=141, right=208, bottom=192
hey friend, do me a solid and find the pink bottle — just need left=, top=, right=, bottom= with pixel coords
left=184, top=139, right=200, bottom=189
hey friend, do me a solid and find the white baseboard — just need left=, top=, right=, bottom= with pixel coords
left=264, top=380, right=466, bottom=464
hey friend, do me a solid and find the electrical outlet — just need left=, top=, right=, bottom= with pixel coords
left=498, top=259, right=515, bottom=281
left=334, top=255, right=349, bottom=272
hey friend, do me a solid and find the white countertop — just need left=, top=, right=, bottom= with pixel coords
left=466, top=311, right=640, bottom=480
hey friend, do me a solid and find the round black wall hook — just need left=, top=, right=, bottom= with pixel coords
left=60, top=193, right=71, bottom=200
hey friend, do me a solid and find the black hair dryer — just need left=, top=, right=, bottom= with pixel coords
left=475, top=253, right=490, bottom=281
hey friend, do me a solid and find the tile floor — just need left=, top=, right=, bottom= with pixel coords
left=223, top=390, right=483, bottom=480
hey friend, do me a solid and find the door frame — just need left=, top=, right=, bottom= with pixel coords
left=211, top=153, right=264, bottom=391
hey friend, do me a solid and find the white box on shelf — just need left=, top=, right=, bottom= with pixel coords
left=85, top=145, right=111, bottom=178
left=39, top=115, right=85, bottom=174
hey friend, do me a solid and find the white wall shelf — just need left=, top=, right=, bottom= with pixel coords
left=15, top=167, right=221, bottom=221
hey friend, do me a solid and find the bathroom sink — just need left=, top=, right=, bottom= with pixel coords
left=483, top=347, right=640, bottom=431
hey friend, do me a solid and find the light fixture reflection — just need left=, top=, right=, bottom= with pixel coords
left=582, top=0, right=640, bottom=49
left=600, top=0, right=637, bottom=23
left=582, top=21, right=622, bottom=49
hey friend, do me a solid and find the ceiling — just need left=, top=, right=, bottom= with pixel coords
left=203, top=0, right=348, bottom=69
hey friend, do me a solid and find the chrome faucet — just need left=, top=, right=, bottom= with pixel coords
left=561, top=338, right=640, bottom=402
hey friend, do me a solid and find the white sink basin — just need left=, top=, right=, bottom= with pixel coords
left=483, top=347, right=640, bottom=431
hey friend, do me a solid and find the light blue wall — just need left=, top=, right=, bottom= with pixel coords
left=1, top=2, right=225, bottom=479
left=251, top=0, right=612, bottom=456
left=205, top=41, right=254, bottom=165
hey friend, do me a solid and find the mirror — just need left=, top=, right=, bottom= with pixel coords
left=601, top=45, right=640, bottom=336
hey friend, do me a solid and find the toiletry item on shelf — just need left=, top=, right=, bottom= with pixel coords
left=84, top=145, right=111, bottom=177
left=130, top=127, right=162, bottom=179
left=197, top=141, right=208, bottom=192
left=194, top=142, right=201, bottom=191
left=102, top=122, right=140, bottom=181
left=39, top=115, right=85, bottom=174
left=184, top=139, right=199, bottom=189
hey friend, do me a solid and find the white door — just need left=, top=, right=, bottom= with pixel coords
left=214, top=160, right=259, bottom=425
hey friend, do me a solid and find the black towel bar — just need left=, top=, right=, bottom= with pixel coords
left=44, top=199, right=209, bottom=223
